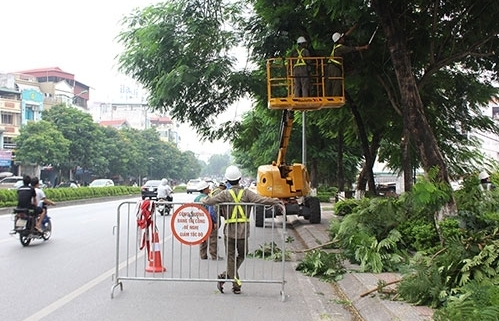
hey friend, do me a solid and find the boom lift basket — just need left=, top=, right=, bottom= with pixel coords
left=266, top=57, right=345, bottom=111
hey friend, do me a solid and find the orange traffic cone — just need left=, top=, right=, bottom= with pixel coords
left=146, top=231, right=166, bottom=273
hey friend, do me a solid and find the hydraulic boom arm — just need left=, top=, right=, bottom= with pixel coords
left=275, top=110, right=294, bottom=168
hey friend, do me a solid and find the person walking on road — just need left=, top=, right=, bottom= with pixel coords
left=202, top=165, right=282, bottom=294
left=195, top=181, right=221, bottom=260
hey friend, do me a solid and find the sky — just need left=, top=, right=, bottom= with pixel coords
left=1, top=0, right=250, bottom=161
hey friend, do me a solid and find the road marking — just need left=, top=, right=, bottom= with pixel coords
left=23, top=233, right=172, bottom=321
left=0, top=237, right=16, bottom=244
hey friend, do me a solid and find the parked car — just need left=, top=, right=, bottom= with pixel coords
left=204, top=179, right=218, bottom=190
left=141, top=180, right=161, bottom=200
left=89, top=179, right=115, bottom=187
left=56, top=180, right=79, bottom=188
left=186, top=179, right=201, bottom=194
left=0, top=176, right=23, bottom=189
left=375, top=182, right=397, bottom=196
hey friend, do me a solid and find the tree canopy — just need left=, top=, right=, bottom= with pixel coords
left=116, top=0, right=499, bottom=197
left=14, top=120, right=70, bottom=167
left=14, top=104, right=203, bottom=184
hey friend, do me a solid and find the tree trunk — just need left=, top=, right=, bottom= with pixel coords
left=372, top=0, right=457, bottom=219
left=309, top=158, right=318, bottom=188
left=402, top=114, right=413, bottom=192
left=347, top=94, right=380, bottom=196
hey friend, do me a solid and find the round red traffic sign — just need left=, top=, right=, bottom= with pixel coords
left=170, top=203, right=212, bottom=245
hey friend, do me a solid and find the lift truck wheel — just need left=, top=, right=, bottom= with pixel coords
left=305, top=196, right=321, bottom=224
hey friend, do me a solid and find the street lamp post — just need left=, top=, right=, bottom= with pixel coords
left=71, top=90, right=88, bottom=106
left=148, top=157, right=154, bottom=179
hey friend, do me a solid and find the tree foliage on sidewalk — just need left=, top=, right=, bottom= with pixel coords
left=326, top=173, right=499, bottom=317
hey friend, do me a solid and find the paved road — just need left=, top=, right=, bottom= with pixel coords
left=2, top=195, right=434, bottom=321
left=1, top=196, right=358, bottom=321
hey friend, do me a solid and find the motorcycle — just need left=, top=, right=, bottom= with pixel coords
left=156, top=195, right=173, bottom=216
left=11, top=207, right=52, bottom=246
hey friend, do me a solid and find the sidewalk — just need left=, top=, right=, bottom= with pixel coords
left=288, top=203, right=434, bottom=321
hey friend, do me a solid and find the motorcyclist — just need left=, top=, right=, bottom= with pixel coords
left=17, top=175, right=37, bottom=210
left=157, top=178, right=173, bottom=201
left=10, top=175, right=38, bottom=234
left=31, top=176, right=55, bottom=232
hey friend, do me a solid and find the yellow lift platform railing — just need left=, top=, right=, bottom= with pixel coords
left=266, top=57, right=345, bottom=110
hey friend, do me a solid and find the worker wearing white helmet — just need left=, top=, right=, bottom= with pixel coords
left=289, top=36, right=311, bottom=97
left=479, top=171, right=495, bottom=191
left=194, top=181, right=221, bottom=260
left=326, top=24, right=369, bottom=96
left=332, top=32, right=344, bottom=43
left=202, top=165, right=282, bottom=295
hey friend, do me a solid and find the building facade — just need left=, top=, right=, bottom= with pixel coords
left=0, top=67, right=91, bottom=176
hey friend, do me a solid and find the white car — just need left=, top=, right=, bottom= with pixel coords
left=0, top=176, right=23, bottom=189
left=186, top=179, right=201, bottom=194
left=89, top=179, right=115, bottom=187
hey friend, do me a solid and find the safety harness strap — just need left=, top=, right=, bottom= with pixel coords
left=226, top=189, right=249, bottom=223
left=328, top=44, right=342, bottom=65
left=295, top=48, right=306, bottom=66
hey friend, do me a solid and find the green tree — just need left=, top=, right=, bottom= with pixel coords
left=92, top=126, right=129, bottom=179
left=202, top=153, right=231, bottom=177
left=14, top=120, right=70, bottom=166
left=116, top=0, right=499, bottom=208
left=178, top=150, right=202, bottom=181
left=42, top=104, right=103, bottom=178
left=119, top=127, right=150, bottom=181
left=116, top=0, right=248, bottom=140
left=368, top=0, right=499, bottom=218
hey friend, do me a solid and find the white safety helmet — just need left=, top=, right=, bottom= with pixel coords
left=196, top=180, right=210, bottom=191
left=332, top=32, right=343, bottom=43
left=479, top=171, right=489, bottom=180
left=160, top=178, right=168, bottom=186
left=297, top=36, right=307, bottom=44
left=225, top=165, right=242, bottom=181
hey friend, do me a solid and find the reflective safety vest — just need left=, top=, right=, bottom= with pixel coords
left=226, top=189, right=249, bottom=223
left=295, top=48, right=306, bottom=67
left=328, top=44, right=342, bottom=65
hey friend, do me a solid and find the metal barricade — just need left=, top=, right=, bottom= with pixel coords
left=111, top=200, right=287, bottom=301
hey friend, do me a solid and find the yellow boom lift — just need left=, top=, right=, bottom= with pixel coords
left=254, top=56, right=345, bottom=227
